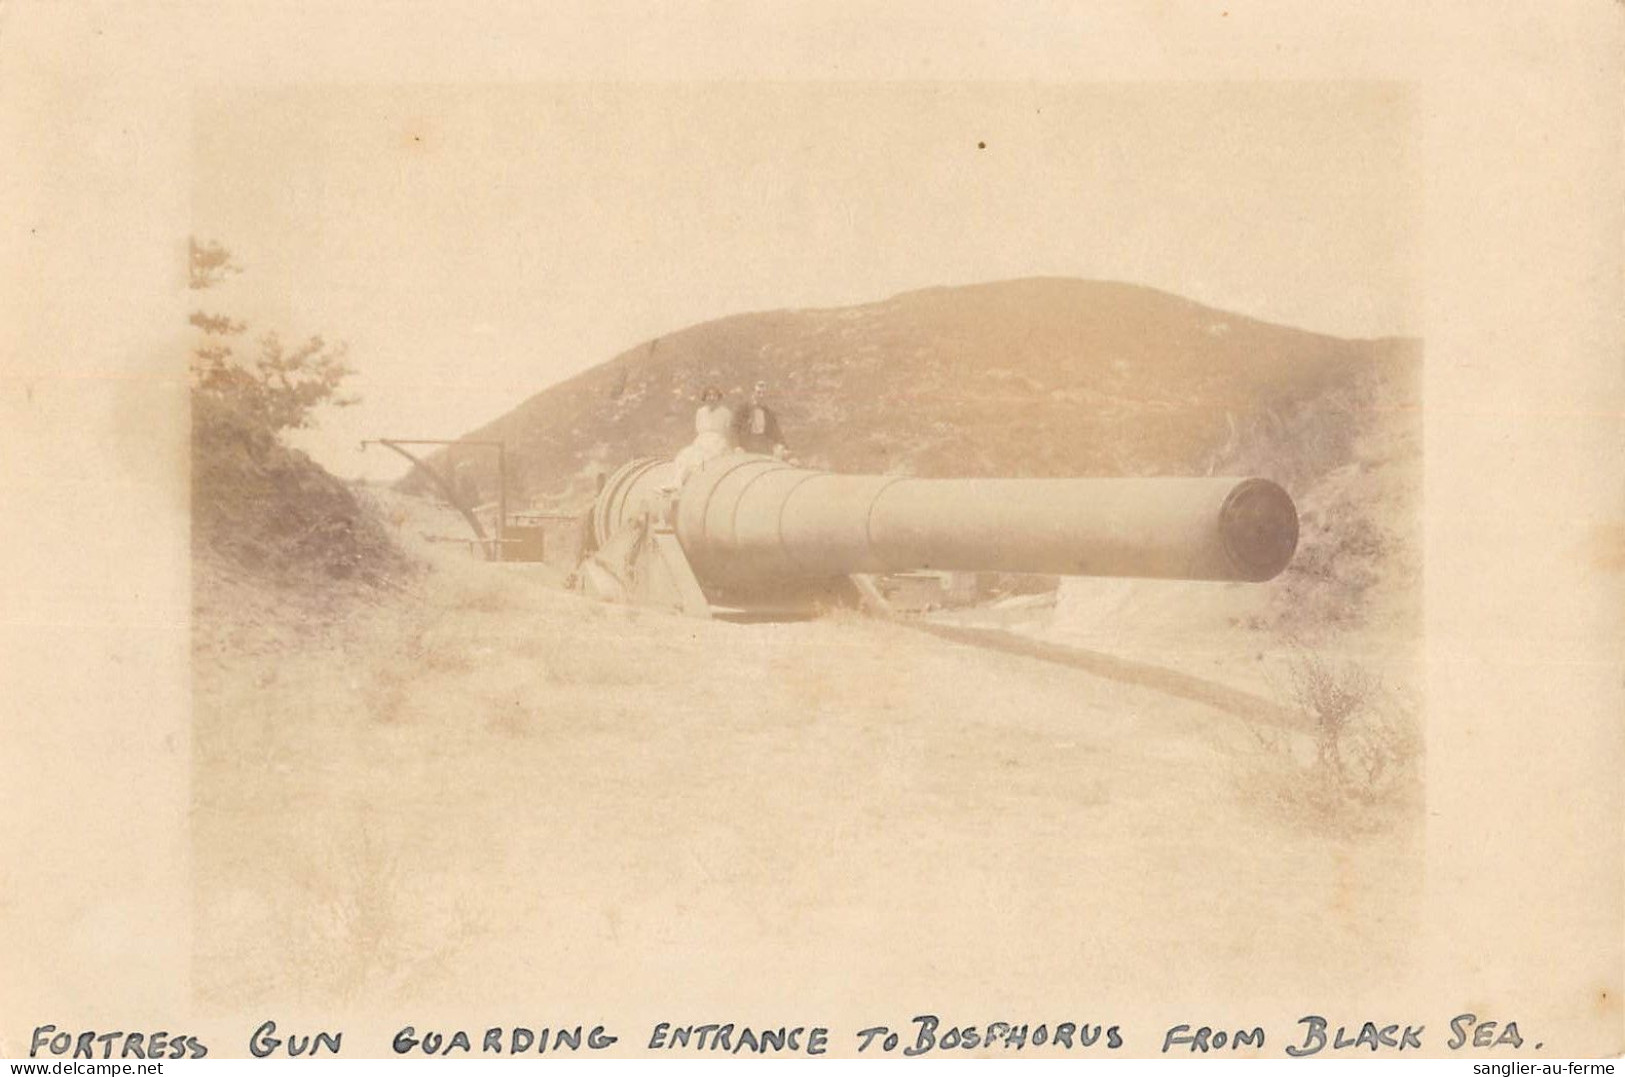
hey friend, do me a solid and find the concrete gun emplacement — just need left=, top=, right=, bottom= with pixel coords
left=576, top=454, right=1300, bottom=618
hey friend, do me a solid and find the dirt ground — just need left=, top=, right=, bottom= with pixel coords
left=192, top=492, right=1422, bottom=1041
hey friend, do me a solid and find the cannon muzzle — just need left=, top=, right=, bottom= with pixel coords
left=585, top=454, right=1297, bottom=613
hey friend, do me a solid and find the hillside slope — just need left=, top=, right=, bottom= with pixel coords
left=430, top=277, right=1420, bottom=643
left=440, top=278, right=1418, bottom=510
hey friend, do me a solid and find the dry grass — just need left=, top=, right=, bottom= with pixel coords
left=1241, top=645, right=1422, bottom=835
left=445, top=573, right=523, bottom=614
left=260, top=821, right=480, bottom=1004
left=194, top=490, right=1422, bottom=1018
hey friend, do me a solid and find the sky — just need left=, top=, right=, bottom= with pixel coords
left=191, top=82, right=1418, bottom=480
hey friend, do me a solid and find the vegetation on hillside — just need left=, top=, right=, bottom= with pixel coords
left=189, top=239, right=406, bottom=590
left=436, top=278, right=1415, bottom=501
left=432, top=277, right=1420, bottom=637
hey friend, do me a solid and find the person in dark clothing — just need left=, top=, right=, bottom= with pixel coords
left=735, top=379, right=788, bottom=457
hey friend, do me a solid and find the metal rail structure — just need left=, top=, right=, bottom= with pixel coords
left=361, top=438, right=508, bottom=561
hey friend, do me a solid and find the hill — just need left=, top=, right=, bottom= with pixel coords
left=192, top=392, right=414, bottom=637
left=435, top=277, right=1419, bottom=510
left=425, top=278, right=1420, bottom=640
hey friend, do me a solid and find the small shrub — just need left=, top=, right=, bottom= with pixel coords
left=275, top=824, right=409, bottom=1002
left=1288, top=650, right=1379, bottom=776
left=189, top=238, right=407, bottom=590
left=1246, top=646, right=1421, bottom=832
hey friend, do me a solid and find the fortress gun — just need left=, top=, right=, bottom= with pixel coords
left=577, top=454, right=1299, bottom=617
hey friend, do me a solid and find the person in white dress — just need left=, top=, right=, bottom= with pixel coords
left=671, top=385, right=737, bottom=489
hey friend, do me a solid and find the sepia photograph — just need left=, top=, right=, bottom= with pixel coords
left=188, top=81, right=1423, bottom=1035
left=0, top=1, right=1619, bottom=1063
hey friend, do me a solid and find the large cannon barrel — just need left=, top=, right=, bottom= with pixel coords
left=593, top=454, right=1298, bottom=589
